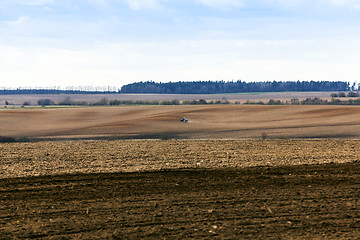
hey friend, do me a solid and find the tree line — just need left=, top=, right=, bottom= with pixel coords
left=244, top=97, right=360, bottom=105
left=15, top=94, right=360, bottom=107
left=119, top=80, right=351, bottom=94
left=34, top=97, right=231, bottom=107
left=0, top=89, right=117, bottom=95
left=0, top=81, right=354, bottom=95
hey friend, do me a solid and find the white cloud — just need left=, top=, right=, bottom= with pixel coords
left=196, top=0, right=307, bottom=10
left=87, top=0, right=111, bottom=8
left=196, top=0, right=360, bottom=10
left=330, top=0, right=356, bottom=4
left=196, top=0, right=243, bottom=9
left=279, top=0, right=360, bottom=9
left=1, top=36, right=360, bottom=88
left=329, top=0, right=360, bottom=9
left=261, top=0, right=305, bottom=8
left=13, top=0, right=53, bottom=6
left=1, top=0, right=360, bottom=89
left=124, top=0, right=161, bottom=10
left=7, top=16, right=30, bottom=25
left=7, top=0, right=360, bottom=11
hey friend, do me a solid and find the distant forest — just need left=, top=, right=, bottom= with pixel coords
left=0, top=80, right=354, bottom=95
left=0, top=89, right=117, bottom=95
left=119, top=81, right=352, bottom=94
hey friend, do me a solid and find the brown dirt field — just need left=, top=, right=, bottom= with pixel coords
left=0, top=163, right=359, bottom=239
left=0, top=139, right=359, bottom=178
left=2, top=105, right=360, bottom=140
left=1, top=140, right=360, bottom=239
left=1, top=102, right=360, bottom=239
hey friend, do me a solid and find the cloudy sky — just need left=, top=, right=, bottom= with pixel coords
left=1, top=0, right=360, bottom=89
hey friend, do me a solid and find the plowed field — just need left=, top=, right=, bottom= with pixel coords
left=1, top=139, right=360, bottom=178
left=2, top=105, right=360, bottom=140
left=1, top=140, right=360, bottom=239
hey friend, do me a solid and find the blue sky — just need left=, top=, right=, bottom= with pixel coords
left=1, top=0, right=360, bottom=89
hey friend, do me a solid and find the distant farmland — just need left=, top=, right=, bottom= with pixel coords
left=1, top=104, right=360, bottom=140
left=0, top=92, right=334, bottom=106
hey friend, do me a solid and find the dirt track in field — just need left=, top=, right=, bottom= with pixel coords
left=1, top=163, right=359, bottom=239
left=2, top=105, right=360, bottom=140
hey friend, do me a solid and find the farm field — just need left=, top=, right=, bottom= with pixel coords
left=1, top=139, right=360, bottom=178
left=0, top=92, right=333, bottom=106
left=1, top=104, right=360, bottom=239
left=0, top=139, right=359, bottom=239
left=2, top=104, right=360, bottom=140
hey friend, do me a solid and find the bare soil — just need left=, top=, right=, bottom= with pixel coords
left=1, top=139, right=359, bottom=178
left=2, top=105, right=360, bottom=140
left=0, top=140, right=359, bottom=239
left=1, top=163, right=359, bottom=239
left=1, top=103, right=360, bottom=239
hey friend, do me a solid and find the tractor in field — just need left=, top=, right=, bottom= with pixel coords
left=180, top=117, right=188, bottom=123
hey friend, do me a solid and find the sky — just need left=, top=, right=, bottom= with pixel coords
left=1, top=0, right=360, bottom=89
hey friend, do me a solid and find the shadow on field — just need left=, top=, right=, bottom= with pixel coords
left=1, top=163, right=359, bottom=239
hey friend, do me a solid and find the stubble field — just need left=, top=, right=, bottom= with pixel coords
left=1, top=104, right=360, bottom=239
